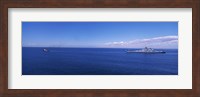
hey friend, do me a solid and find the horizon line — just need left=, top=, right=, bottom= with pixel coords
left=22, top=46, right=178, bottom=49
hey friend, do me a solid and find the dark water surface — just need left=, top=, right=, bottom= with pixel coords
left=22, top=47, right=178, bottom=75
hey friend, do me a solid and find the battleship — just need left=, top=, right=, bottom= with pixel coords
left=126, top=47, right=166, bottom=54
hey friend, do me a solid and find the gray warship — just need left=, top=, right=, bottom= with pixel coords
left=126, top=47, right=166, bottom=54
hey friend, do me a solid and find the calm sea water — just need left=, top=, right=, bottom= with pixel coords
left=22, top=47, right=178, bottom=75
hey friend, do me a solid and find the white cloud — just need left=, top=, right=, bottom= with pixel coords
left=104, top=36, right=178, bottom=48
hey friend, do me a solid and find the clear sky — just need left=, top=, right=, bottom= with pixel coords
left=22, top=22, right=178, bottom=49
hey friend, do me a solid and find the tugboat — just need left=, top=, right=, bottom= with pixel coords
left=126, top=47, right=166, bottom=54
left=43, top=48, right=48, bottom=52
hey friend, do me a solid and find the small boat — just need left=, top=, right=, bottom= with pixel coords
left=126, top=47, right=166, bottom=54
left=43, top=49, right=48, bottom=52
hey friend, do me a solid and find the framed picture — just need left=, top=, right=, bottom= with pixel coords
left=0, top=0, right=199, bottom=97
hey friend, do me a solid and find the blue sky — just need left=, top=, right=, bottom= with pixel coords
left=22, top=22, right=178, bottom=48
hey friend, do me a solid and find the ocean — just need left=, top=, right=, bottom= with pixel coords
left=22, top=47, right=178, bottom=75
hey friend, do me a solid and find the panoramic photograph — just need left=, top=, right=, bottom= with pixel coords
left=22, top=22, right=178, bottom=75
